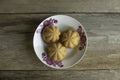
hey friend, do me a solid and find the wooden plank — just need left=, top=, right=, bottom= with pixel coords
left=0, top=70, right=120, bottom=80
left=0, top=14, right=120, bottom=70
left=0, top=0, right=120, bottom=13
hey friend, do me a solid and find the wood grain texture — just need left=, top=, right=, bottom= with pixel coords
left=0, top=70, right=120, bottom=80
left=0, top=0, right=120, bottom=13
left=0, top=14, right=120, bottom=70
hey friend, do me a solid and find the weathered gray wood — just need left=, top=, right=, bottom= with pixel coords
left=0, top=0, right=120, bottom=13
left=0, top=70, right=120, bottom=80
left=0, top=14, right=120, bottom=70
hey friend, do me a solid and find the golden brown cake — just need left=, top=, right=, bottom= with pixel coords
left=46, top=43, right=66, bottom=61
left=42, top=25, right=60, bottom=43
left=60, top=29, right=80, bottom=48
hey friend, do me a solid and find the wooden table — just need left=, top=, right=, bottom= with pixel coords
left=0, top=0, right=120, bottom=80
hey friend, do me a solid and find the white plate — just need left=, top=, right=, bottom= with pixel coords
left=33, top=15, right=88, bottom=69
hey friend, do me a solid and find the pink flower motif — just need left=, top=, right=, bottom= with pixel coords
left=46, top=58, right=53, bottom=65
left=77, top=26, right=87, bottom=50
left=53, top=19, right=58, bottom=23
left=81, top=32, right=86, bottom=44
left=77, top=26, right=82, bottom=35
left=54, top=61, right=63, bottom=67
left=43, top=20, right=50, bottom=27
left=43, top=18, right=58, bottom=27
left=36, top=18, right=58, bottom=34
left=42, top=53, right=63, bottom=67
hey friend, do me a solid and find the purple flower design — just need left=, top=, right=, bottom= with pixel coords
left=36, top=18, right=58, bottom=34
left=42, top=53, right=63, bottom=67
left=77, top=26, right=87, bottom=50
left=53, top=19, right=58, bottom=23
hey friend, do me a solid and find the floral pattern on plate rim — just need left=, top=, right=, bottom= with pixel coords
left=35, top=18, right=87, bottom=67
left=36, top=18, right=58, bottom=34
left=77, top=26, right=87, bottom=50
left=42, top=52, right=63, bottom=67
